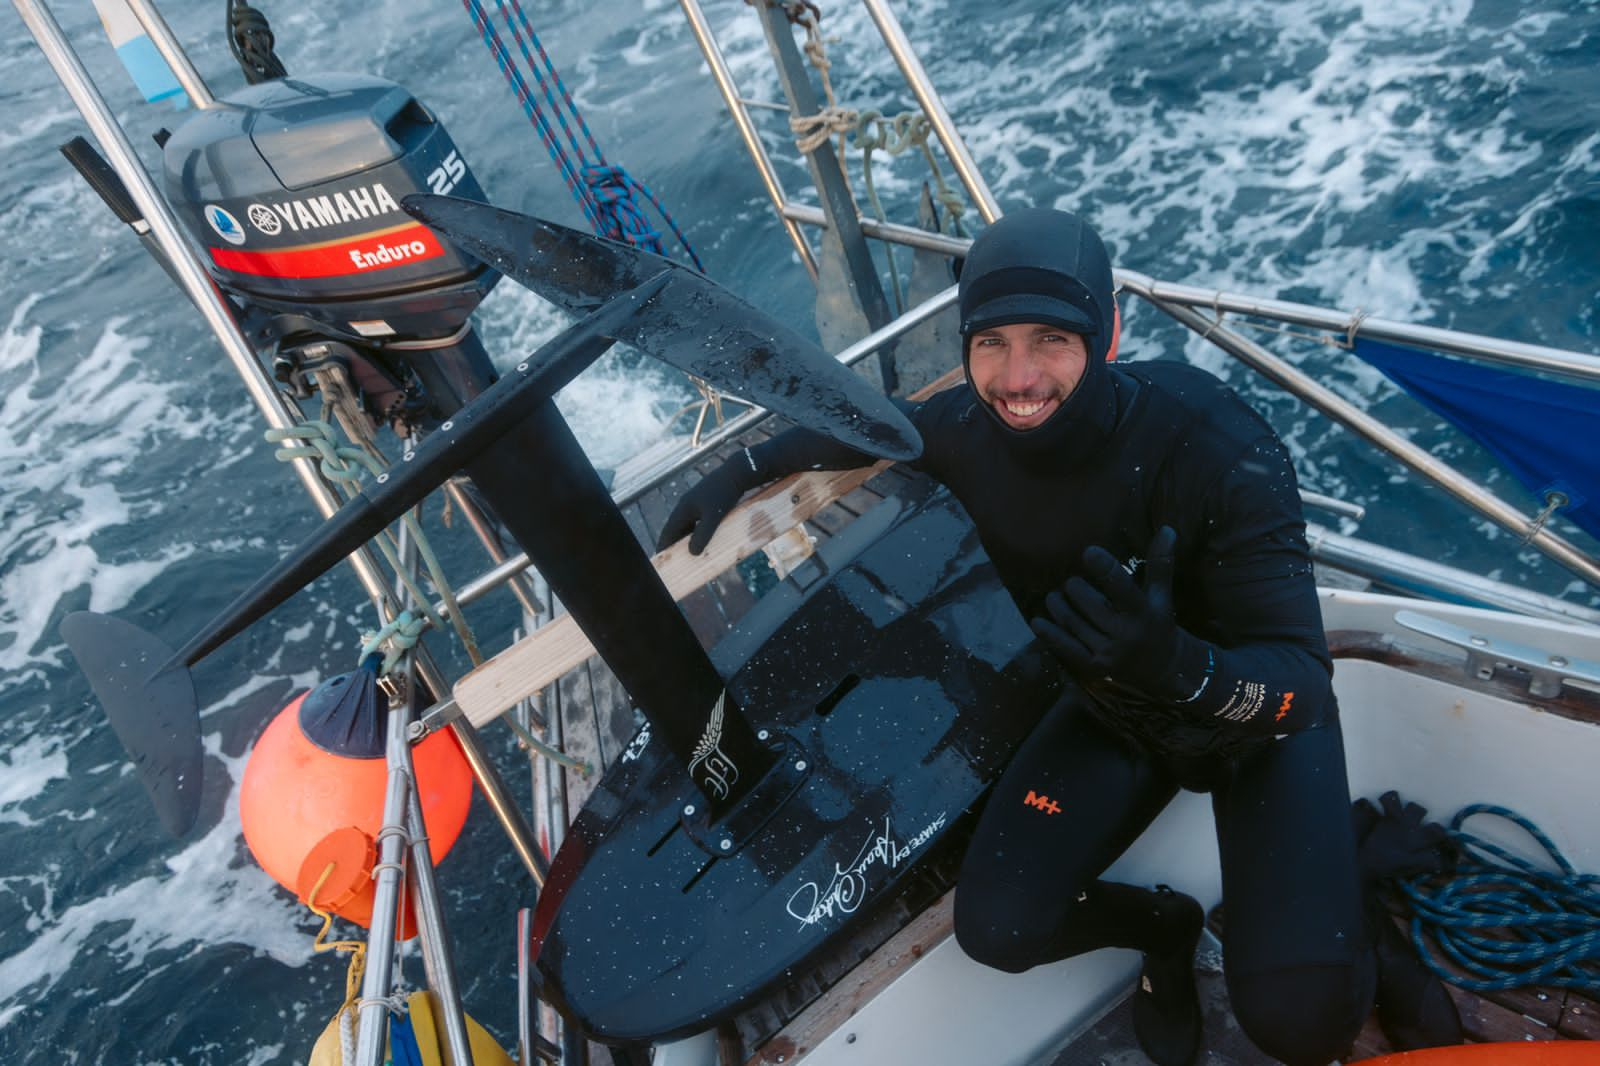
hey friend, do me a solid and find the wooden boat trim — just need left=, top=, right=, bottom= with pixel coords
left=1328, top=630, right=1600, bottom=727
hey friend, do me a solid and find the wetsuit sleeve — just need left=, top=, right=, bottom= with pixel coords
left=746, top=397, right=928, bottom=480
left=1161, top=435, right=1333, bottom=735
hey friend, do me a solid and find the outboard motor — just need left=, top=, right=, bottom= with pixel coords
left=162, top=74, right=502, bottom=427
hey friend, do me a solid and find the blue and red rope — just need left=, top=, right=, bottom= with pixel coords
left=459, top=0, right=704, bottom=270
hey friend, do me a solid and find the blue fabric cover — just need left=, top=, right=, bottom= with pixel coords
left=1353, top=338, right=1600, bottom=542
left=388, top=1012, right=424, bottom=1066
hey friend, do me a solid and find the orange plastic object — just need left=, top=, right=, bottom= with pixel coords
left=1360, top=1042, right=1600, bottom=1064
left=240, top=692, right=474, bottom=933
left=295, top=826, right=375, bottom=912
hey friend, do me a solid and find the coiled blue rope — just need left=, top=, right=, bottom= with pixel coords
left=1399, top=804, right=1600, bottom=996
left=458, top=0, right=703, bottom=270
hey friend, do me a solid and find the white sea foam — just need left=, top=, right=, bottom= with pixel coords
left=0, top=725, right=314, bottom=1033
left=0, top=308, right=214, bottom=677
left=0, top=736, right=71, bottom=828
left=472, top=283, right=693, bottom=471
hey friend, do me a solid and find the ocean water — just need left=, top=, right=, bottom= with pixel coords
left=0, top=0, right=1596, bottom=1061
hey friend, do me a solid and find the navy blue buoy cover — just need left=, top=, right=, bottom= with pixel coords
left=298, top=656, right=387, bottom=758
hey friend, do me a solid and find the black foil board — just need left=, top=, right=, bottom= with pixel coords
left=532, top=483, right=1062, bottom=1042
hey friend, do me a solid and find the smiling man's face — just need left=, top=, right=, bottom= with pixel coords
left=966, top=322, right=1090, bottom=431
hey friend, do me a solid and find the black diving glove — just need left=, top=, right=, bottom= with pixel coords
left=1353, top=791, right=1455, bottom=889
left=1031, top=526, right=1188, bottom=697
left=657, top=447, right=767, bottom=555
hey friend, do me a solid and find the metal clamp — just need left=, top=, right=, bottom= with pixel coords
left=1394, top=609, right=1600, bottom=698
left=409, top=697, right=462, bottom=740
left=377, top=671, right=408, bottom=705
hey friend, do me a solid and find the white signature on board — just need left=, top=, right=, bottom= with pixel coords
left=785, top=812, right=947, bottom=929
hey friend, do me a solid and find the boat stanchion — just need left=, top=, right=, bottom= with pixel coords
left=446, top=714, right=549, bottom=889
left=861, top=0, right=1002, bottom=224
left=751, top=0, right=900, bottom=392
left=516, top=909, right=564, bottom=1064
left=406, top=779, right=476, bottom=1066
left=517, top=908, right=535, bottom=1064
left=1133, top=284, right=1600, bottom=591
left=355, top=654, right=417, bottom=1066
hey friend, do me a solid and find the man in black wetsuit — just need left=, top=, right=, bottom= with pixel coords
left=658, top=208, right=1376, bottom=1065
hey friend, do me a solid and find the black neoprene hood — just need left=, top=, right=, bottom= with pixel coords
left=958, top=208, right=1121, bottom=449
left=958, top=207, right=1118, bottom=365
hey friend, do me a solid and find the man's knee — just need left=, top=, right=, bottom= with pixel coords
left=952, top=886, right=1045, bottom=974
left=1229, top=962, right=1373, bottom=1065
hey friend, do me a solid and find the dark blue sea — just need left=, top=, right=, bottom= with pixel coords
left=1, top=0, right=1596, bottom=1061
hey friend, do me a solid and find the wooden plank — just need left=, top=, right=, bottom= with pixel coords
left=744, top=892, right=957, bottom=1066
left=619, top=495, right=654, bottom=552
left=1245, top=911, right=1586, bottom=1061
left=1446, top=981, right=1560, bottom=1045
left=453, top=365, right=965, bottom=728
left=455, top=463, right=884, bottom=726
left=710, top=569, right=759, bottom=628
left=806, top=501, right=856, bottom=537
left=632, top=478, right=680, bottom=551
left=1558, top=994, right=1600, bottom=1040
left=837, top=484, right=886, bottom=516
left=588, top=658, right=641, bottom=768
left=556, top=660, right=603, bottom=813
left=1389, top=909, right=1570, bottom=1030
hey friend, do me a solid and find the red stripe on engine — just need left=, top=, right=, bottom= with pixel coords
left=209, top=223, right=446, bottom=279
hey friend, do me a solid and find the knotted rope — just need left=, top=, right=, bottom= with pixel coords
left=226, top=0, right=287, bottom=85
left=266, top=421, right=483, bottom=671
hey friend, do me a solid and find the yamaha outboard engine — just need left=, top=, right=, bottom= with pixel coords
left=162, top=74, right=501, bottom=427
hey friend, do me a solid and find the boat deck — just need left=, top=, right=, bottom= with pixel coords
left=540, top=419, right=1598, bottom=1065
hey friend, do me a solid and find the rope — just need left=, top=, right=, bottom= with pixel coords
left=360, top=611, right=430, bottom=676
left=1398, top=804, right=1600, bottom=996
left=226, top=0, right=287, bottom=85
left=502, top=712, right=594, bottom=776
left=758, top=0, right=971, bottom=316
left=457, top=0, right=703, bottom=270
left=303, top=862, right=371, bottom=1066
left=791, top=107, right=859, bottom=155
left=265, top=421, right=483, bottom=669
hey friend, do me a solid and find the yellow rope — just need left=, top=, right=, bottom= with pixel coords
left=305, top=862, right=369, bottom=1013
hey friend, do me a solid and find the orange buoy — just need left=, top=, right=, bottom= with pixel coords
left=1359, top=1042, right=1599, bottom=1064
left=240, top=665, right=473, bottom=937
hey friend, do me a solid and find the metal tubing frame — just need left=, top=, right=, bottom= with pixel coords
left=1126, top=281, right=1600, bottom=587
left=518, top=909, right=537, bottom=1064
left=1305, top=522, right=1600, bottom=628
left=677, top=0, right=818, bottom=279
left=1117, top=269, right=1600, bottom=383
left=860, top=0, right=1001, bottom=224
left=516, top=909, right=565, bottom=1064
left=406, top=793, right=476, bottom=1066
left=784, top=205, right=1600, bottom=377
left=120, top=0, right=215, bottom=108
left=355, top=659, right=417, bottom=1066
left=444, top=478, right=543, bottom=618
left=13, top=0, right=394, bottom=610
left=451, top=714, right=550, bottom=888
left=753, top=0, right=900, bottom=390
left=16, top=0, right=553, bottom=890
left=785, top=201, right=970, bottom=256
